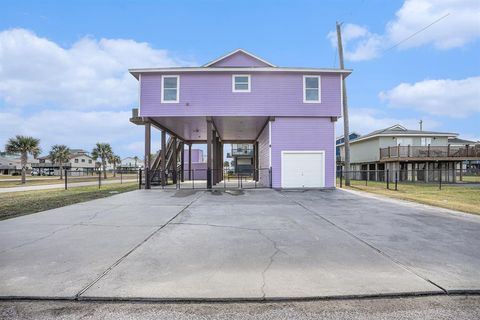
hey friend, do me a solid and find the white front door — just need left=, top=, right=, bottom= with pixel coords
left=281, top=151, right=325, bottom=188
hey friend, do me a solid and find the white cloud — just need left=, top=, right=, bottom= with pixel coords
left=0, top=110, right=144, bottom=157
left=0, top=28, right=192, bottom=157
left=379, top=77, right=480, bottom=117
left=0, top=28, right=192, bottom=109
left=387, top=0, right=480, bottom=49
left=327, top=24, right=384, bottom=61
left=336, top=108, right=441, bottom=136
left=328, top=0, right=480, bottom=61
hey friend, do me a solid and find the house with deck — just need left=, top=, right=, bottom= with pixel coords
left=33, top=149, right=95, bottom=175
left=337, top=125, right=480, bottom=182
left=130, top=49, right=351, bottom=189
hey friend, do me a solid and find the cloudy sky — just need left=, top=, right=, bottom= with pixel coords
left=1, top=0, right=479, bottom=157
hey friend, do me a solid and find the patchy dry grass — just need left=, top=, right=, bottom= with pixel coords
left=0, top=174, right=138, bottom=188
left=0, top=183, right=137, bottom=220
left=338, top=180, right=480, bottom=215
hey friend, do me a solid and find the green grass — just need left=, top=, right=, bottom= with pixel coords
left=0, top=174, right=138, bottom=188
left=0, top=182, right=138, bottom=220
left=337, top=179, right=480, bottom=215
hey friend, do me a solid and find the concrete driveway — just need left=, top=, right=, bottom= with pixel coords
left=0, top=188, right=479, bottom=301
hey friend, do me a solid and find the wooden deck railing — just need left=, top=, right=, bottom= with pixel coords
left=379, top=145, right=480, bottom=160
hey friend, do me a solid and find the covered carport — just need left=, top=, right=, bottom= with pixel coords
left=131, top=110, right=273, bottom=189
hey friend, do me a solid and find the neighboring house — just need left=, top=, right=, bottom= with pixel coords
left=182, top=149, right=207, bottom=180
left=119, top=157, right=145, bottom=171
left=448, top=137, right=480, bottom=170
left=0, top=156, right=20, bottom=175
left=337, top=125, right=480, bottom=182
left=32, top=149, right=95, bottom=175
left=227, top=144, right=254, bottom=174
left=335, top=132, right=361, bottom=170
left=0, top=155, right=38, bottom=175
left=130, top=49, right=350, bottom=188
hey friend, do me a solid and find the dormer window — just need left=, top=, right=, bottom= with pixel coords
left=303, top=75, right=321, bottom=103
left=161, top=75, right=179, bottom=103
left=232, top=75, right=251, bottom=92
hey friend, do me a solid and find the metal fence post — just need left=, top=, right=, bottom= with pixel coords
left=386, top=169, right=390, bottom=190
left=138, top=169, right=142, bottom=189
left=395, top=171, right=398, bottom=191
left=65, top=169, right=68, bottom=190
left=120, top=171, right=123, bottom=184
left=340, top=168, right=343, bottom=188
left=439, top=168, right=442, bottom=190
left=98, top=171, right=101, bottom=189
left=269, top=167, right=272, bottom=188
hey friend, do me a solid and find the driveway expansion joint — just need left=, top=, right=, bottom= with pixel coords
left=74, top=192, right=205, bottom=299
left=285, top=195, right=448, bottom=294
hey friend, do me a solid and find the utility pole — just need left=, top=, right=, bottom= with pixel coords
left=419, top=120, right=423, bottom=131
left=336, top=22, right=351, bottom=186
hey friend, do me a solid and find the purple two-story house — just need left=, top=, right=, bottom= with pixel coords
left=130, top=49, right=351, bottom=189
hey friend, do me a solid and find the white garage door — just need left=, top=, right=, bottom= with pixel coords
left=281, top=151, right=325, bottom=188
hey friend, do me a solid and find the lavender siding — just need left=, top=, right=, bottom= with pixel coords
left=183, top=149, right=206, bottom=180
left=184, top=162, right=207, bottom=180
left=257, top=124, right=270, bottom=186
left=183, top=149, right=203, bottom=163
left=140, top=73, right=341, bottom=117
left=271, top=117, right=335, bottom=188
left=209, top=51, right=272, bottom=67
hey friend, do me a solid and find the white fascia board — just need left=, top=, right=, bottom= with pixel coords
left=129, top=67, right=353, bottom=79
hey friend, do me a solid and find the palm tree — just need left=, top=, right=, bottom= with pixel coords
left=49, top=145, right=71, bottom=180
left=91, top=143, right=113, bottom=179
left=133, top=156, right=139, bottom=168
left=109, top=154, right=121, bottom=177
left=5, top=135, right=41, bottom=184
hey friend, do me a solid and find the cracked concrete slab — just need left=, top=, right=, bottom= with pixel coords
left=1, top=188, right=478, bottom=300
left=0, top=191, right=196, bottom=298
left=284, top=189, right=480, bottom=293
left=81, top=195, right=439, bottom=299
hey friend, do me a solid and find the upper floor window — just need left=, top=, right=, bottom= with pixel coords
left=421, top=137, right=432, bottom=146
left=74, top=159, right=79, bottom=163
left=232, top=75, right=251, bottom=92
left=303, top=75, right=321, bottom=103
left=396, top=137, right=413, bottom=146
left=161, top=75, right=179, bottom=103
left=88, top=160, right=92, bottom=164
left=81, top=159, right=85, bottom=163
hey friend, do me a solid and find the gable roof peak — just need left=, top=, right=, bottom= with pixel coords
left=385, top=124, right=407, bottom=132
left=203, top=48, right=276, bottom=68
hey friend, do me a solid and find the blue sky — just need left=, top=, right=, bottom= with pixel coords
left=1, top=0, right=479, bottom=157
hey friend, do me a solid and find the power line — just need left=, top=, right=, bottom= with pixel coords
left=385, top=12, right=450, bottom=51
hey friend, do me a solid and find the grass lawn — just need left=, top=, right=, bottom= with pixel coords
left=0, top=183, right=138, bottom=220
left=338, top=179, right=480, bottom=215
left=0, top=174, right=138, bottom=188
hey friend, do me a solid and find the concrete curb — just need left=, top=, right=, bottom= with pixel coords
left=1, top=290, right=480, bottom=304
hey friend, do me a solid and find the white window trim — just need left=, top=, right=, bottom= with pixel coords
left=161, top=75, right=180, bottom=103
left=303, top=75, right=321, bottom=103
left=232, top=74, right=251, bottom=93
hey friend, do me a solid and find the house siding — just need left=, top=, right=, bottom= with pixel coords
left=271, top=117, right=335, bottom=188
left=209, top=51, right=271, bottom=67
left=257, top=123, right=270, bottom=187
left=140, top=72, right=341, bottom=117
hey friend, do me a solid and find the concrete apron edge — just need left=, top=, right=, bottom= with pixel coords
left=2, top=290, right=480, bottom=304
